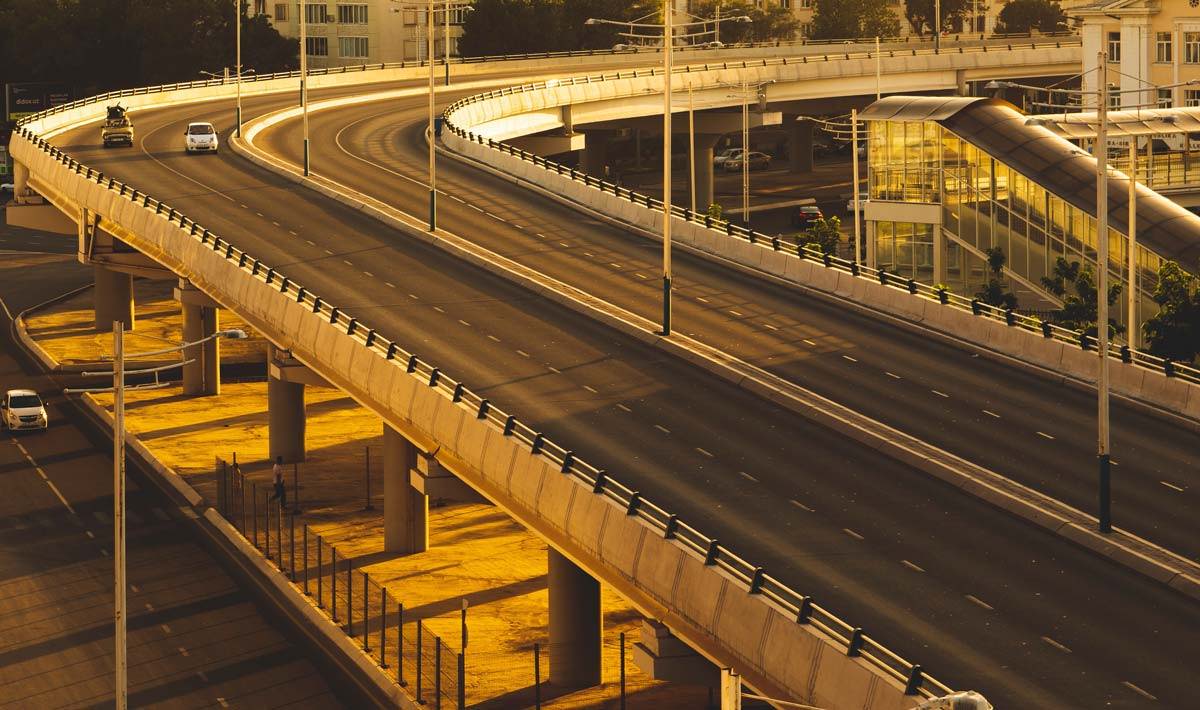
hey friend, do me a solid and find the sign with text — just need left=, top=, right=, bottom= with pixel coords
left=5, top=82, right=71, bottom=122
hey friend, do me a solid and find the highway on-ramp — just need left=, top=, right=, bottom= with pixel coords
left=44, top=82, right=1200, bottom=709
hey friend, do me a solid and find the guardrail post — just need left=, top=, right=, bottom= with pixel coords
left=303, top=524, right=310, bottom=594
left=847, top=628, right=864, bottom=656
left=346, top=558, right=353, bottom=633
left=704, top=539, right=719, bottom=565
left=416, top=620, right=424, bottom=702
left=457, top=652, right=465, bottom=708
left=534, top=643, right=541, bottom=708
left=1120, top=345, right=1132, bottom=364
left=362, top=571, right=371, bottom=652
left=398, top=603, right=406, bottom=686
left=317, top=535, right=324, bottom=608
left=796, top=596, right=813, bottom=623
left=904, top=664, right=923, bottom=695
left=331, top=547, right=339, bottom=622
left=380, top=587, right=388, bottom=667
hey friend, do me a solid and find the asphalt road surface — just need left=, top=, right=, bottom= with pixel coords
left=273, top=88, right=1200, bottom=562
left=42, top=82, right=1200, bottom=709
left=0, top=225, right=344, bottom=709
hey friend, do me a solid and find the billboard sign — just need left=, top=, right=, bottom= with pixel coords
left=5, top=82, right=72, bottom=122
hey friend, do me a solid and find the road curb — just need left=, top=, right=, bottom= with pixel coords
left=10, top=298, right=413, bottom=710
left=233, top=125, right=1200, bottom=606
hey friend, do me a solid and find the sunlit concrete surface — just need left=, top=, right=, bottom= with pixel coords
left=24, top=289, right=714, bottom=708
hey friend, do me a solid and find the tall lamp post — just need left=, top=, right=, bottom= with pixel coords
left=65, top=325, right=247, bottom=709
left=300, top=0, right=310, bottom=175
left=1095, top=54, right=1112, bottom=533
left=236, top=0, right=243, bottom=137
left=586, top=9, right=750, bottom=336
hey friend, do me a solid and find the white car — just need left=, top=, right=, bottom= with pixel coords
left=184, top=122, right=219, bottom=154
left=2, top=389, right=48, bottom=431
left=713, top=148, right=746, bottom=169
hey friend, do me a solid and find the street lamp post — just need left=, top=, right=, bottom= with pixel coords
left=688, top=86, right=696, bottom=214
left=934, top=0, right=941, bottom=51
left=1127, top=139, right=1138, bottom=350
left=65, top=325, right=247, bottom=710
left=662, top=0, right=673, bottom=335
left=1096, top=52, right=1112, bottom=534
left=428, top=0, right=436, bottom=230
left=236, top=0, right=243, bottom=137
left=300, top=0, right=310, bottom=175
left=852, top=108, right=862, bottom=264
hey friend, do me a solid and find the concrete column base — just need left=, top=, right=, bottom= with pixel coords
left=693, top=134, right=721, bottom=214
left=580, top=131, right=611, bottom=178
left=633, top=619, right=718, bottom=687
left=268, top=366, right=306, bottom=463
left=384, top=425, right=428, bottom=554
left=789, top=116, right=814, bottom=173
left=93, top=265, right=134, bottom=332
left=548, top=548, right=601, bottom=688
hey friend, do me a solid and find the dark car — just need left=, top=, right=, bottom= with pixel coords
left=791, top=204, right=824, bottom=229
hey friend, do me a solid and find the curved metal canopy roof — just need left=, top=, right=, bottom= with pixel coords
left=860, top=96, right=1200, bottom=270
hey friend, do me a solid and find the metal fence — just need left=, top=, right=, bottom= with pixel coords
left=439, top=40, right=1200, bottom=389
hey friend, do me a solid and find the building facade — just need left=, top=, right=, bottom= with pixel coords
left=1071, top=0, right=1200, bottom=110
left=251, top=1, right=470, bottom=67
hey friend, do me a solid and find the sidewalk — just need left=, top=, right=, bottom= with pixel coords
left=25, top=285, right=713, bottom=709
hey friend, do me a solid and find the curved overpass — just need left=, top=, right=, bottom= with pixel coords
left=10, top=47, right=1200, bottom=709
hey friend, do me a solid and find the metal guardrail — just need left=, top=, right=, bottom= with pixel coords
left=439, top=40, right=1199, bottom=390
left=14, top=119, right=956, bottom=700
left=13, top=30, right=1075, bottom=128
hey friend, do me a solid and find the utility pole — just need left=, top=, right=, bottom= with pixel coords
left=113, top=322, right=127, bottom=710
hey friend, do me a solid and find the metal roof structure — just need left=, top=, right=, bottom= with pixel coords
left=860, top=96, right=1200, bottom=269
left=1025, top=106, right=1200, bottom=139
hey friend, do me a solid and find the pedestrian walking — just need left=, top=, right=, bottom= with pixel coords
left=269, top=455, right=287, bottom=509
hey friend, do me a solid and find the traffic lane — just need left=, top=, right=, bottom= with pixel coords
left=308, top=100, right=1199, bottom=560
left=70, top=100, right=1200, bottom=708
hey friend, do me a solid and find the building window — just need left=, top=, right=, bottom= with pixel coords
left=1158, top=89, right=1173, bottom=108
left=448, top=6, right=470, bottom=24
left=304, top=2, right=327, bottom=24
left=1186, top=32, right=1200, bottom=64
left=254, top=0, right=267, bottom=14
left=339, top=36, right=369, bottom=58
left=274, top=3, right=288, bottom=21
left=1107, top=32, right=1120, bottom=62
left=305, top=36, right=328, bottom=55
left=1155, top=32, right=1172, bottom=63
left=1186, top=89, right=1200, bottom=107
left=1110, top=93, right=1120, bottom=109
left=337, top=3, right=367, bottom=24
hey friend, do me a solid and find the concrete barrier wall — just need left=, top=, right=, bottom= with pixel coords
left=12, top=127, right=926, bottom=709
left=441, top=52, right=1200, bottom=423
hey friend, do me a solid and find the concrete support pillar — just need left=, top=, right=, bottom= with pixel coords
left=933, top=226, right=948, bottom=285
left=93, top=265, right=134, bottom=331
left=788, top=117, right=814, bottom=173
left=268, top=344, right=306, bottom=463
left=12, top=161, right=29, bottom=203
left=383, top=425, right=428, bottom=554
left=581, top=132, right=610, bottom=178
left=180, top=283, right=221, bottom=395
left=955, top=69, right=969, bottom=97
left=693, top=134, right=721, bottom=212
left=548, top=548, right=601, bottom=688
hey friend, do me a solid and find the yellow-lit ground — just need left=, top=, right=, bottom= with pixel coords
left=25, top=283, right=713, bottom=709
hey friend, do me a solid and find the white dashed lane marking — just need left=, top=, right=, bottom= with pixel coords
left=843, top=528, right=864, bottom=540
left=653, top=424, right=670, bottom=434
left=517, top=350, right=531, bottom=358
left=433, top=306, right=445, bottom=313
left=386, top=282, right=396, bottom=288
left=803, top=339, right=816, bottom=346
left=790, top=499, right=813, bottom=512
left=763, top=323, right=779, bottom=331
left=901, top=560, right=925, bottom=573
left=931, top=390, right=949, bottom=398
left=696, top=297, right=710, bottom=303
left=965, top=594, right=994, bottom=611
left=1122, top=681, right=1157, bottom=701
left=982, top=409, right=1001, bottom=418
left=1161, top=481, right=1184, bottom=492
left=729, top=310, right=743, bottom=317
left=547, top=366, right=561, bottom=374
left=582, top=385, right=598, bottom=393
left=363, top=271, right=374, bottom=278
left=738, top=471, right=758, bottom=483
left=885, top=372, right=901, bottom=379
left=1037, top=431, right=1055, bottom=440
left=695, top=447, right=714, bottom=458
left=843, top=355, right=858, bottom=363
left=487, top=335, right=500, bottom=342
left=616, top=403, right=632, bottom=412
left=458, top=320, right=471, bottom=327
left=1041, top=636, right=1071, bottom=653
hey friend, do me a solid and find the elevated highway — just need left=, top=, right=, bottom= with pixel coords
left=9, top=46, right=1200, bottom=708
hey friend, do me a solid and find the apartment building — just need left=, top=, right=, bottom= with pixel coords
left=1071, top=0, right=1200, bottom=109
left=251, top=1, right=470, bottom=67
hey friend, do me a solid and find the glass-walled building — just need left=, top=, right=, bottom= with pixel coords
left=859, top=96, right=1200, bottom=335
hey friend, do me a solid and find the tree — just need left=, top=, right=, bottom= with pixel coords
left=460, top=0, right=655, bottom=57
left=799, top=216, right=842, bottom=255
left=689, top=0, right=800, bottom=44
left=810, top=0, right=900, bottom=41
left=905, top=0, right=970, bottom=37
left=1040, top=257, right=1124, bottom=337
left=0, top=1, right=295, bottom=97
left=1141, top=261, right=1200, bottom=363
left=975, top=246, right=1019, bottom=310
left=994, top=0, right=1067, bottom=34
